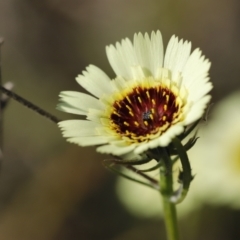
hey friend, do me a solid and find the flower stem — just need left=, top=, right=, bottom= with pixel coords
left=160, top=151, right=179, bottom=240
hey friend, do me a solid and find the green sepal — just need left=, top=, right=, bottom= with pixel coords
left=179, top=119, right=201, bottom=141
left=102, top=160, right=159, bottom=190
left=183, top=136, right=199, bottom=151
left=169, top=137, right=194, bottom=204
left=140, top=161, right=162, bottom=172
left=105, top=155, right=151, bottom=165
left=167, top=135, right=199, bottom=156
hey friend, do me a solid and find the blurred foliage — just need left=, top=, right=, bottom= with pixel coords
left=0, top=0, right=240, bottom=239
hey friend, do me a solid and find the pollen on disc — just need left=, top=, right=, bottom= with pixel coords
left=110, top=85, right=181, bottom=142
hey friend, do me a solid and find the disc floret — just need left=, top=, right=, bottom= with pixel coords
left=108, top=76, right=188, bottom=143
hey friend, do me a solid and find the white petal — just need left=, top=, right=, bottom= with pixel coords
left=58, top=120, right=99, bottom=137
left=134, top=124, right=184, bottom=154
left=134, top=138, right=161, bottom=154
left=106, top=31, right=164, bottom=79
left=67, top=136, right=114, bottom=146
left=56, top=103, right=86, bottom=115
left=150, top=31, right=164, bottom=77
left=76, top=65, right=113, bottom=98
left=164, top=35, right=192, bottom=80
left=131, top=66, right=147, bottom=80
left=121, top=152, right=143, bottom=161
left=184, top=95, right=211, bottom=125
left=163, top=35, right=177, bottom=67
left=97, top=144, right=136, bottom=156
left=134, top=141, right=155, bottom=154
left=58, top=119, right=99, bottom=129
left=59, top=91, right=85, bottom=98
left=63, top=129, right=96, bottom=138
left=87, top=109, right=108, bottom=123
left=59, top=91, right=104, bottom=111
left=158, top=124, right=184, bottom=146
left=106, top=39, right=136, bottom=79
left=187, top=81, right=213, bottom=103
left=113, top=76, right=128, bottom=91
left=133, top=31, right=163, bottom=77
left=182, top=48, right=211, bottom=89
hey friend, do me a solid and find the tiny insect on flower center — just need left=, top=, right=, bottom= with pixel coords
left=110, top=84, right=185, bottom=142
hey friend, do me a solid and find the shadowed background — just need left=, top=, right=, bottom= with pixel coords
left=0, top=0, right=240, bottom=239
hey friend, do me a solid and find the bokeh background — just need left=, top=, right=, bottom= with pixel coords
left=0, top=0, right=240, bottom=239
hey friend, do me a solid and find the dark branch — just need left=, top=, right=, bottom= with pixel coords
left=0, top=38, right=4, bottom=169
left=0, top=85, right=61, bottom=124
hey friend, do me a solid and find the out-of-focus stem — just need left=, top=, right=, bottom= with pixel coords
left=160, top=150, right=179, bottom=240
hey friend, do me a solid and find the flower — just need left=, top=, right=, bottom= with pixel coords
left=185, top=91, right=240, bottom=208
left=57, top=30, right=212, bottom=157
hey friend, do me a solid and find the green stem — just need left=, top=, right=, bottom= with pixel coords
left=160, top=150, right=179, bottom=240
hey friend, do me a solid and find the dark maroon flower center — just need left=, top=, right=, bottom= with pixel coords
left=110, top=86, right=181, bottom=141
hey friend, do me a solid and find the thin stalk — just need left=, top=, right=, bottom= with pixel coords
left=0, top=85, right=60, bottom=124
left=0, top=38, right=4, bottom=170
left=160, top=150, right=179, bottom=240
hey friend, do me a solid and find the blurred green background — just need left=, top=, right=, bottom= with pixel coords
left=0, top=0, right=240, bottom=239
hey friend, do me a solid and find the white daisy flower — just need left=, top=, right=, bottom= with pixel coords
left=186, top=91, right=240, bottom=208
left=57, top=30, right=212, bottom=156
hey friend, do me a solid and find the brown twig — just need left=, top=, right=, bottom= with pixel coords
left=0, top=38, right=4, bottom=166
left=0, top=85, right=61, bottom=124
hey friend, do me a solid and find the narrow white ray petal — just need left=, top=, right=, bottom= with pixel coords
left=59, top=121, right=99, bottom=137
left=121, top=152, right=143, bottom=161
left=76, top=65, right=112, bottom=98
left=158, top=124, right=184, bottom=146
left=173, top=40, right=191, bottom=74
left=56, top=103, right=87, bottom=115
left=87, top=114, right=102, bottom=123
left=188, top=82, right=213, bottom=103
left=148, top=137, right=162, bottom=148
left=106, top=45, right=127, bottom=78
left=131, top=66, right=146, bottom=80
left=150, top=30, right=164, bottom=77
left=58, top=119, right=99, bottom=129
left=184, top=95, right=211, bottom=125
left=120, top=38, right=138, bottom=69
left=163, top=35, right=178, bottom=69
left=164, top=36, right=191, bottom=80
left=85, top=65, right=113, bottom=93
left=59, top=91, right=85, bottom=98
left=135, top=133, right=165, bottom=154
left=133, top=33, right=151, bottom=74
left=113, top=76, right=128, bottom=90
left=133, top=31, right=164, bottom=78
left=134, top=142, right=153, bottom=154
left=134, top=125, right=184, bottom=154
left=107, top=31, right=164, bottom=79
left=106, top=38, right=136, bottom=79
left=87, top=109, right=108, bottom=124
left=96, top=126, right=117, bottom=136
left=151, top=31, right=164, bottom=77
left=97, top=144, right=136, bottom=156
left=182, top=48, right=211, bottom=89
left=62, top=128, right=97, bottom=137
left=67, top=136, right=113, bottom=146
left=59, top=91, right=104, bottom=111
